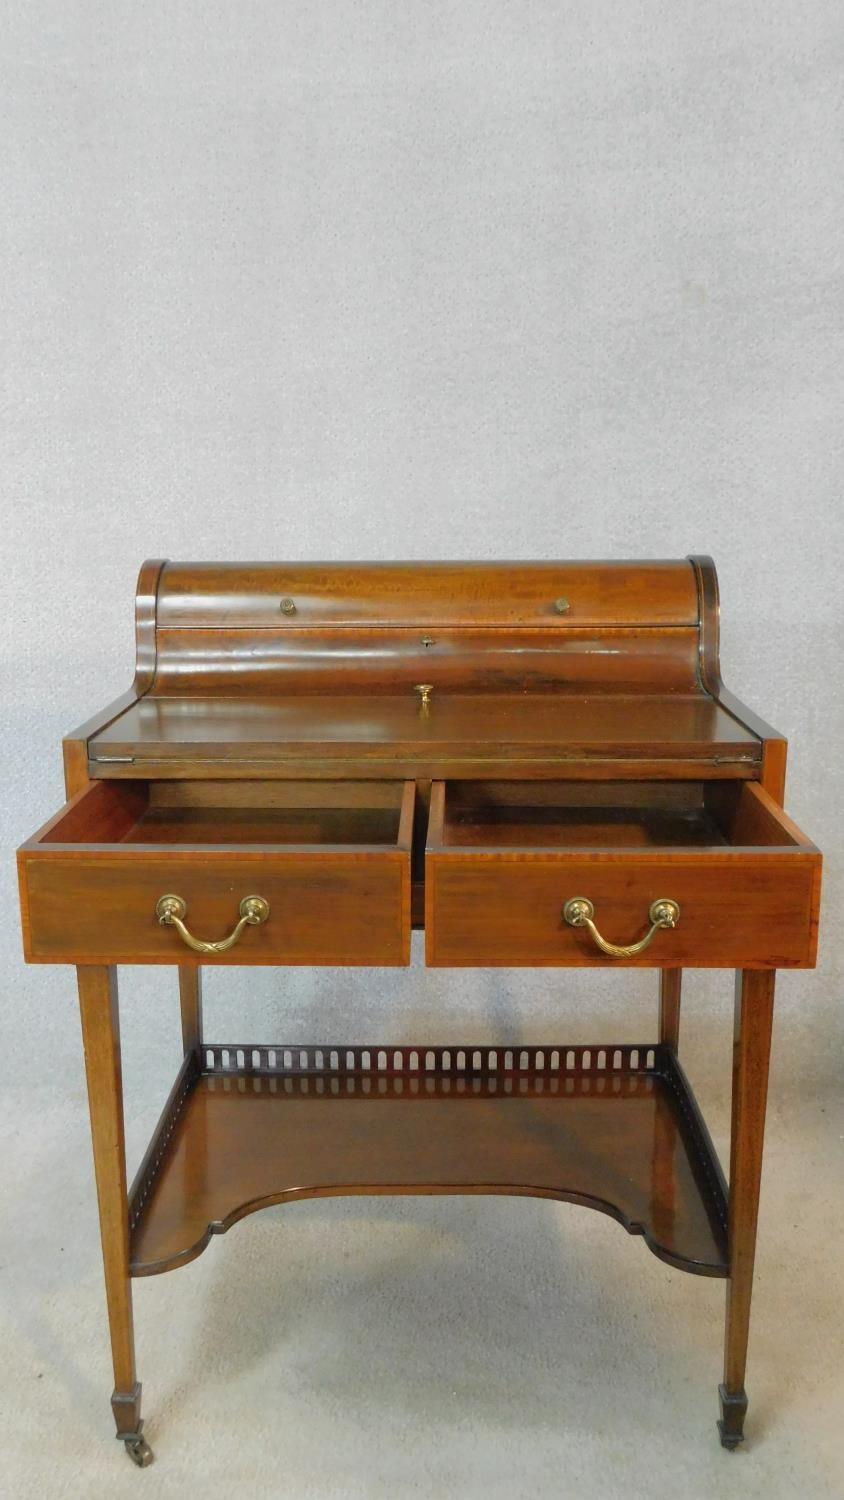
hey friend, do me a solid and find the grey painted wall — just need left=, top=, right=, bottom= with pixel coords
left=2, top=5, right=841, bottom=1118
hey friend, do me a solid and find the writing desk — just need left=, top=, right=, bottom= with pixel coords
left=17, top=558, right=821, bottom=1465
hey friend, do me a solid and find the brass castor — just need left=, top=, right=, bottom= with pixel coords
left=124, top=1434, right=154, bottom=1467
left=719, top=1430, right=744, bottom=1452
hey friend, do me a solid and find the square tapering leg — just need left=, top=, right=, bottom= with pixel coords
left=719, top=968, right=775, bottom=1449
left=77, top=965, right=152, bottom=1466
left=178, top=964, right=203, bottom=1057
left=659, top=969, right=682, bottom=1052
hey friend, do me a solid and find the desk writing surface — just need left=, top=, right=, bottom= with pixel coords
left=89, top=693, right=760, bottom=769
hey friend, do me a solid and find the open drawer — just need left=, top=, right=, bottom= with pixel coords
left=19, top=780, right=414, bottom=965
left=425, top=781, right=820, bottom=968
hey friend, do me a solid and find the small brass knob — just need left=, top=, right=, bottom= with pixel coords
left=554, top=597, right=570, bottom=615
left=280, top=597, right=297, bottom=615
left=415, top=683, right=433, bottom=710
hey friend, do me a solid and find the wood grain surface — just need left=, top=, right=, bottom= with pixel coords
left=19, top=780, right=415, bottom=965
left=129, top=1049, right=728, bottom=1280
left=425, top=780, right=820, bottom=968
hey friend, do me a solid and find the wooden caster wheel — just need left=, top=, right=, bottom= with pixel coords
left=124, top=1434, right=154, bottom=1467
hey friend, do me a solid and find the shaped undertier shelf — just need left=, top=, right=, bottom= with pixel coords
left=128, top=1042, right=728, bottom=1279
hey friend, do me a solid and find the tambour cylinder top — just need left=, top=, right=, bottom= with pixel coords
left=143, top=559, right=710, bottom=695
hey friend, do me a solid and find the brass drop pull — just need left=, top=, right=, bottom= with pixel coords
left=415, top=683, right=433, bottom=711
left=155, top=894, right=270, bottom=954
left=563, top=897, right=680, bottom=958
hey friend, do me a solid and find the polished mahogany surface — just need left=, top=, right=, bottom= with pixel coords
left=154, top=559, right=701, bottom=627
left=78, top=558, right=768, bottom=779
left=19, top=779, right=415, bottom=966
left=424, top=779, right=819, bottom=969
left=129, top=1045, right=728, bottom=1280
left=89, top=692, right=760, bottom=773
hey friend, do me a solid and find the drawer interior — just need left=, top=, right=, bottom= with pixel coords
left=39, top=780, right=413, bottom=850
left=431, top=781, right=805, bottom=850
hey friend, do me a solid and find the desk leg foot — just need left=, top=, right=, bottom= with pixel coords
left=717, top=1383, right=748, bottom=1449
left=114, top=1384, right=153, bottom=1465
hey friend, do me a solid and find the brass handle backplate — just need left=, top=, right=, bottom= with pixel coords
left=563, top=897, right=680, bottom=959
left=155, top=894, right=270, bottom=954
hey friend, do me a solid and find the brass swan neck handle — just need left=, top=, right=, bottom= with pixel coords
left=155, top=894, right=269, bottom=954
left=563, top=897, right=680, bottom=959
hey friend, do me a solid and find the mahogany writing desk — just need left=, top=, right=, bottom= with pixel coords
left=17, top=558, right=821, bottom=1466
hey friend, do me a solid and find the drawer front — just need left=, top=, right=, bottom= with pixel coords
left=20, top=852, right=409, bottom=965
left=426, top=852, right=820, bottom=968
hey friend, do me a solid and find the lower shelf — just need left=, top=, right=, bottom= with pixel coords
left=128, top=1042, right=728, bottom=1279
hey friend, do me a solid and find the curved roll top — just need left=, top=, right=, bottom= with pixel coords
left=138, top=558, right=715, bottom=696
left=155, top=560, right=699, bottom=629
